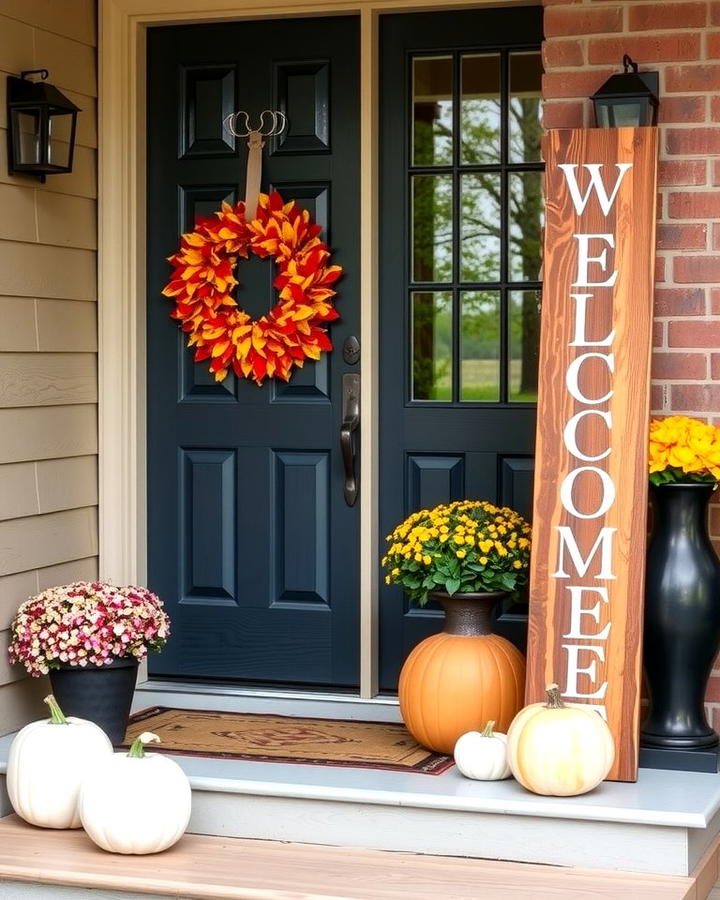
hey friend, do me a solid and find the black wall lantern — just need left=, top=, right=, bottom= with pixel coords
left=591, top=55, right=659, bottom=128
left=7, top=69, right=80, bottom=182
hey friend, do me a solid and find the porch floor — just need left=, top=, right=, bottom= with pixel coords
left=3, top=684, right=720, bottom=891
left=0, top=812, right=711, bottom=900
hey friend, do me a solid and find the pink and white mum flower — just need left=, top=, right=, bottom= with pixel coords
left=8, top=581, right=170, bottom=677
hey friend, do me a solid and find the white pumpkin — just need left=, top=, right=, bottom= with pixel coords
left=453, top=720, right=511, bottom=780
left=7, top=695, right=113, bottom=829
left=506, top=683, right=615, bottom=796
left=79, top=732, right=191, bottom=854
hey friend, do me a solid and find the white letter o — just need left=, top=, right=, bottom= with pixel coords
left=560, top=466, right=616, bottom=519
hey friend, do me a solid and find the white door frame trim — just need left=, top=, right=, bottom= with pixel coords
left=98, top=0, right=525, bottom=698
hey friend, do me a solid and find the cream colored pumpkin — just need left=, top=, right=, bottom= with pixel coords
left=506, top=684, right=615, bottom=796
left=453, top=720, right=511, bottom=780
left=7, top=695, right=113, bottom=829
left=79, top=732, right=191, bottom=854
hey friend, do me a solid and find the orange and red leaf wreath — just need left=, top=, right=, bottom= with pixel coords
left=162, top=191, right=343, bottom=385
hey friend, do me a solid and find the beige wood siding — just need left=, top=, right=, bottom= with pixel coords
left=0, top=1, right=97, bottom=730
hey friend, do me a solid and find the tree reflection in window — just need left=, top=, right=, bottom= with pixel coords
left=410, top=50, right=543, bottom=403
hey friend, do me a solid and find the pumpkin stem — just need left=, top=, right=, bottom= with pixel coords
left=481, top=720, right=496, bottom=738
left=545, top=683, right=565, bottom=709
left=127, top=731, right=161, bottom=758
left=43, top=694, right=69, bottom=725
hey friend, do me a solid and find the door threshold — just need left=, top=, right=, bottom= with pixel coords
left=133, top=680, right=402, bottom=722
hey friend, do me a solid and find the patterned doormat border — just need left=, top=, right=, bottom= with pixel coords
left=123, top=706, right=455, bottom=775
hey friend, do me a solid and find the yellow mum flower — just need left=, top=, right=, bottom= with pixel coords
left=380, top=498, right=531, bottom=607
left=649, top=415, right=720, bottom=483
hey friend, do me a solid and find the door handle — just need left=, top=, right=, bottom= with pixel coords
left=341, top=374, right=360, bottom=506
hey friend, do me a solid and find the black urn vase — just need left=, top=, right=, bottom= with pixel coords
left=641, top=482, right=720, bottom=751
left=49, top=656, right=139, bottom=746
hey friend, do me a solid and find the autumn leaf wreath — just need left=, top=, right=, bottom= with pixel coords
left=162, top=190, right=343, bottom=386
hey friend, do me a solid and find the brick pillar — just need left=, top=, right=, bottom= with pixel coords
left=541, top=1, right=720, bottom=722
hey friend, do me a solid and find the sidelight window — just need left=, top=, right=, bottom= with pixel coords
left=410, top=49, right=543, bottom=404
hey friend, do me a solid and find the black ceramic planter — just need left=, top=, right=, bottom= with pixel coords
left=49, top=656, right=139, bottom=746
left=641, top=482, right=720, bottom=752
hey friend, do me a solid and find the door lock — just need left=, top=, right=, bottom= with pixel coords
left=343, top=335, right=360, bottom=365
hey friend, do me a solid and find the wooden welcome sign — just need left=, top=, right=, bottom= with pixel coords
left=526, top=128, right=658, bottom=782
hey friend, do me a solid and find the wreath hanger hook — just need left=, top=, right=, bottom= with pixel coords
left=222, top=109, right=287, bottom=139
left=222, top=109, right=288, bottom=222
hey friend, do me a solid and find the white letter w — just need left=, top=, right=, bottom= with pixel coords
left=558, top=163, right=632, bottom=216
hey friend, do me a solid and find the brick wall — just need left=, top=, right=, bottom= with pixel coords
left=541, top=0, right=720, bottom=723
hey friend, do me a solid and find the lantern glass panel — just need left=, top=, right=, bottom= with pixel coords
left=11, top=109, right=41, bottom=165
left=596, top=99, right=647, bottom=128
left=47, top=110, right=73, bottom=168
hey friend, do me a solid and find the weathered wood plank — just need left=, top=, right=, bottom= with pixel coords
left=0, top=353, right=96, bottom=408
left=0, top=679, right=48, bottom=733
left=526, top=128, right=658, bottom=782
left=0, top=404, right=97, bottom=463
left=0, top=815, right=697, bottom=900
left=0, top=557, right=97, bottom=631
left=0, top=630, right=26, bottom=685
left=0, top=570, right=38, bottom=630
left=0, top=507, right=98, bottom=577
left=36, top=455, right=98, bottom=515
left=0, top=242, right=96, bottom=299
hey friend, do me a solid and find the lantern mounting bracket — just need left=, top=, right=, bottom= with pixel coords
left=620, top=55, right=659, bottom=100
left=20, top=69, right=49, bottom=81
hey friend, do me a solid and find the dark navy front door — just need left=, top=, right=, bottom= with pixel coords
left=146, top=17, right=360, bottom=686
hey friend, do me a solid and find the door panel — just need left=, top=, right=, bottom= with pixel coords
left=146, top=17, right=360, bottom=686
left=379, top=9, right=543, bottom=689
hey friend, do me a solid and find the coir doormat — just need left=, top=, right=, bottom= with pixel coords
left=123, top=707, right=454, bottom=774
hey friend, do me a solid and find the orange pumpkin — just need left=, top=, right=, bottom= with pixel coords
left=399, top=631, right=525, bottom=754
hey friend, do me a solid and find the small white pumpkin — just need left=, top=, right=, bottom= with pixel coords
left=507, top=683, right=615, bottom=796
left=79, top=732, right=191, bottom=854
left=453, top=720, right=511, bottom=780
left=7, top=695, right=113, bottom=829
